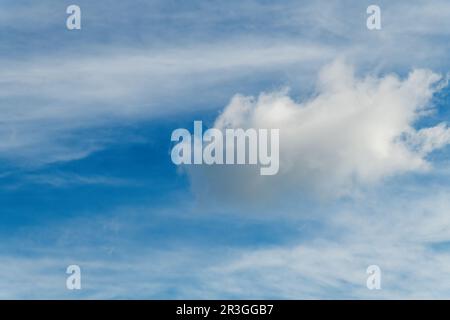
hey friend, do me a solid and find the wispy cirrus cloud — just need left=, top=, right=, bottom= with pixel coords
left=2, top=0, right=450, bottom=167
left=2, top=183, right=450, bottom=299
left=0, top=40, right=332, bottom=166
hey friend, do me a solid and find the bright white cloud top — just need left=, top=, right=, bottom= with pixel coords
left=187, top=61, right=450, bottom=199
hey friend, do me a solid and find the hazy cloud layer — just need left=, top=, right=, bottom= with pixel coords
left=2, top=0, right=450, bottom=166
left=2, top=185, right=450, bottom=299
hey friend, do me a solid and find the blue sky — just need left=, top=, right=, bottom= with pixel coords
left=1, top=0, right=450, bottom=299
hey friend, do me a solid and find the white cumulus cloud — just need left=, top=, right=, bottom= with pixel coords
left=188, top=60, right=450, bottom=200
